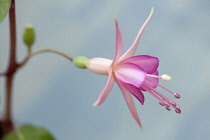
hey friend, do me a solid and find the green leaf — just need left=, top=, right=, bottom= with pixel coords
left=2, top=124, right=56, bottom=140
left=0, top=0, right=11, bottom=22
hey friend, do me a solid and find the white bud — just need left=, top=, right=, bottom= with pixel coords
left=86, top=58, right=112, bottom=75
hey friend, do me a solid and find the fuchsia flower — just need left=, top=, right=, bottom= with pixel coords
left=86, top=8, right=181, bottom=128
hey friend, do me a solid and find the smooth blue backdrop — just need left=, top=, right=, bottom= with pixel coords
left=1, top=0, right=210, bottom=139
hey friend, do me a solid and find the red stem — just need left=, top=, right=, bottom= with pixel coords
left=8, top=0, right=17, bottom=70
left=3, top=75, right=15, bottom=134
left=2, top=0, right=17, bottom=135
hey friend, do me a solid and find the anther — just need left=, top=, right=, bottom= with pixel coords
left=166, top=106, right=171, bottom=111
left=159, top=101, right=165, bottom=106
left=165, top=103, right=170, bottom=108
left=174, top=93, right=180, bottom=98
left=175, top=108, right=181, bottom=114
left=168, top=100, right=176, bottom=107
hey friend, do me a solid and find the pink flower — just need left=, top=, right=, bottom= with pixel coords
left=86, top=8, right=181, bottom=128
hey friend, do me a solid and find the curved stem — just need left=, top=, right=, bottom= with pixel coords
left=18, top=49, right=74, bottom=68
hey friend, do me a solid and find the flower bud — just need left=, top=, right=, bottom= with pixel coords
left=23, top=24, right=35, bottom=52
left=73, top=56, right=89, bottom=69
left=86, top=58, right=112, bottom=75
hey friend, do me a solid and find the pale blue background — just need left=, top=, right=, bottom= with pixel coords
left=0, top=0, right=210, bottom=140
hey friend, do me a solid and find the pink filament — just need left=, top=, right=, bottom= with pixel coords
left=158, top=84, right=176, bottom=96
left=144, top=87, right=164, bottom=104
left=143, top=82, right=181, bottom=112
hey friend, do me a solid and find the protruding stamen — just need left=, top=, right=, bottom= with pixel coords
left=144, top=87, right=164, bottom=103
left=165, top=103, right=170, bottom=108
left=142, top=83, right=181, bottom=114
left=176, top=105, right=180, bottom=109
left=174, top=93, right=180, bottom=98
left=148, top=86, right=171, bottom=104
left=166, top=106, right=171, bottom=111
left=157, top=84, right=180, bottom=99
left=175, top=108, right=181, bottom=114
left=161, top=74, right=171, bottom=81
left=168, top=100, right=176, bottom=107
left=159, top=101, right=165, bottom=106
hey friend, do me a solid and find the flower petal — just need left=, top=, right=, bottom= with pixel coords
left=145, top=70, right=159, bottom=88
left=140, top=70, right=159, bottom=91
left=112, top=19, right=123, bottom=65
left=120, top=8, right=154, bottom=61
left=93, top=71, right=114, bottom=106
left=114, top=62, right=146, bottom=88
left=120, top=55, right=159, bottom=74
left=116, top=80, right=143, bottom=128
left=118, top=80, right=145, bottom=105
